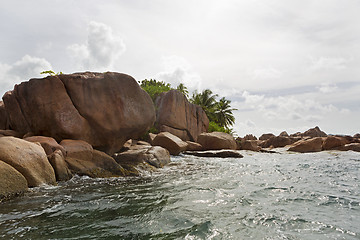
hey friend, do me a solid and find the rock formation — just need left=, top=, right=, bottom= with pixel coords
left=155, top=90, right=209, bottom=142
left=2, top=72, right=155, bottom=155
left=197, top=132, right=237, bottom=150
left=0, top=161, right=28, bottom=201
left=152, top=132, right=188, bottom=155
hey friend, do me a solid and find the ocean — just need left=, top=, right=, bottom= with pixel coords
left=1, top=149, right=359, bottom=239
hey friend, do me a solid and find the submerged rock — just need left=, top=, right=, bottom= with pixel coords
left=0, top=137, right=56, bottom=187
left=3, top=72, right=155, bottom=155
left=184, top=150, right=243, bottom=158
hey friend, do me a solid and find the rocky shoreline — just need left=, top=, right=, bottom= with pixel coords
left=0, top=72, right=359, bottom=202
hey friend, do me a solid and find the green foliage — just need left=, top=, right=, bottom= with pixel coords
left=176, top=83, right=189, bottom=98
left=208, top=121, right=233, bottom=134
left=214, top=97, right=237, bottom=129
left=139, top=79, right=173, bottom=102
left=190, top=89, right=218, bottom=120
left=40, top=70, right=63, bottom=76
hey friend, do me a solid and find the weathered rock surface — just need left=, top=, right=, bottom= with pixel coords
left=302, top=126, right=327, bottom=138
left=25, top=136, right=66, bottom=156
left=186, top=141, right=203, bottom=151
left=259, top=133, right=275, bottom=141
left=155, top=90, right=209, bottom=142
left=334, top=143, right=360, bottom=152
left=3, top=72, right=155, bottom=155
left=243, top=134, right=257, bottom=140
left=262, top=136, right=295, bottom=148
left=288, top=137, right=324, bottom=153
left=239, top=140, right=261, bottom=151
left=354, top=133, right=360, bottom=138
left=279, top=131, right=289, bottom=137
left=48, top=150, right=72, bottom=181
left=322, top=136, right=347, bottom=150
left=0, top=137, right=56, bottom=187
left=184, top=150, right=243, bottom=158
left=152, top=132, right=188, bottom=155
left=0, top=161, right=28, bottom=201
left=0, top=101, right=8, bottom=130
left=0, top=129, right=23, bottom=138
left=197, top=132, right=237, bottom=150
left=113, top=146, right=170, bottom=175
left=60, top=139, right=126, bottom=178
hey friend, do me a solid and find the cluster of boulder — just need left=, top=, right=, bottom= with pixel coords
left=237, top=126, right=360, bottom=153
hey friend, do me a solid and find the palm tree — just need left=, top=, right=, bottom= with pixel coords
left=190, top=89, right=218, bottom=121
left=214, top=97, right=237, bottom=128
left=176, top=83, right=189, bottom=98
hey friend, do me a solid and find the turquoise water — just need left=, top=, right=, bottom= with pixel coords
left=0, top=150, right=359, bottom=239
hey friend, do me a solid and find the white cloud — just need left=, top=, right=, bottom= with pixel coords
left=156, top=56, right=202, bottom=92
left=67, top=21, right=126, bottom=71
left=318, top=82, right=338, bottom=93
left=0, top=55, right=52, bottom=97
left=310, top=56, right=348, bottom=70
left=252, top=67, right=282, bottom=80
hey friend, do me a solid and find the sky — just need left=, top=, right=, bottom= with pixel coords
left=0, top=0, right=359, bottom=137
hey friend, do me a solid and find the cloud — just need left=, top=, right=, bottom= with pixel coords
left=252, top=67, right=282, bottom=80
left=156, top=56, right=202, bottom=91
left=318, top=82, right=338, bottom=93
left=67, top=21, right=126, bottom=71
left=310, top=56, right=348, bottom=70
left=0, top=55, right=52, bottom=97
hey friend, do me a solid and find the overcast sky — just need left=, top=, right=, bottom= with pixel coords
left=1, top=0, right=359, bottom=137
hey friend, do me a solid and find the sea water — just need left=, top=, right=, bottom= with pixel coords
left=0, top=150, right=359, bottom=239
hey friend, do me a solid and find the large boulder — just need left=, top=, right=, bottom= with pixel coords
left=184, top=150, right=243, bottom=158
left=3, top=72, right=155, bottom=155
left=197, top=132, right=237, bottom=150
left=24, top=136, right=66, bottom=156
left=0, top=137, right=56, bottom=187
left=186, top=141, right=203, bottom=151
left=0, top=101, right=8, bottom=130
left=152, top=132, right=188, bottom=155
left=288, top=137, right=324, bottom=153
left=0, top=161, right=28, bottom=201
left=155, top=90, right=209, bottom=142
left=262, top=136, right=294, bottom=148
left=239, top=140, right=261, bottom=151
left=113, top=146, right=171, bottom=175
left=302, top=126, right=327, bottom=138
left=335, top=143, right=360, bottom=152
left=259, top=133, right=275, bottom=141
left=48, top=150, right=72, bottom=181
left=60, top=139, right=126, bottom=178
left=322, top=136, right=347, bottom=150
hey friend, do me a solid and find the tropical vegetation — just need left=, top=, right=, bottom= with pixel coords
left=139, top=79, right=237, bottom=134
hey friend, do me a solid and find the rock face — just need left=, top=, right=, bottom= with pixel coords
left=288, top=137, right=324, bottom=153
left=0, top=137, right=56, bottom=187
left=48, top=150, right=72, bottom=181
left=0, top=101, right=8, bottom=130
left=197, top=132, right=237, bottom=150
left=243, top=134, right=257, bottom=140
left=259, top=133, right=275, bottom=141
left=322, top=136, right=347, bottom=150
left=2, top=72, right=155, bottom=155
left=262, top=136, right=294, bottom=148
left=186, top=141, right=203, bottom=151
left=0, top=161, right=28, bottom=200
left=302, top=126, right=327, bottom=138
left=155, top=90, right=209, bottom=142
left=24, top=136, right=66, bottom=156
left=114, top=146, right=170, bottom=172
left=60, top=139, right=126, bottom=178
left=239, top=140, right=261, bottom=151
left=152, top=132, right=188, bottom=155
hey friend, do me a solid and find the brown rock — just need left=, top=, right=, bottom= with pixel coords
left=3, top=72, right=155, bottom=155
left=155, top=90, right=209, bottom=142
left=259, top=133, right=275, bottom=141
left=48, top=150, right=72, bottom=181
left=354, top=133, right=360, bottom=138
left=113, top=146, right=170, bottom=174
left=243, top=134, right=257, bottom=140
left=240, top=140, right=261, bottom=151
left=197, top=132, right=237, bottom=150
left=279, top=131, right=289, bottom=137
left=148, top=133, right=157, bottom=145
left=0, top=101, right=8, bottom=130
left=152, top=132, right=188, bottom=155
left=303, top=126, right=327, bottom=138
left=322, top=136, right=347, bottom=150
left=25, top=136, right=66, bottom=156
left=186, top=141, right=203, bottom=151
left=288, top=137, right=324, bottom=153
left=0, top=161, right=28, bottom=201
left=0, top=129, right=23, bottom=138
left=60, top=139, right=93, bottom=160
left=0, top=137, right=56, bottom=187
left=262, top=136, right=293, bottom=148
